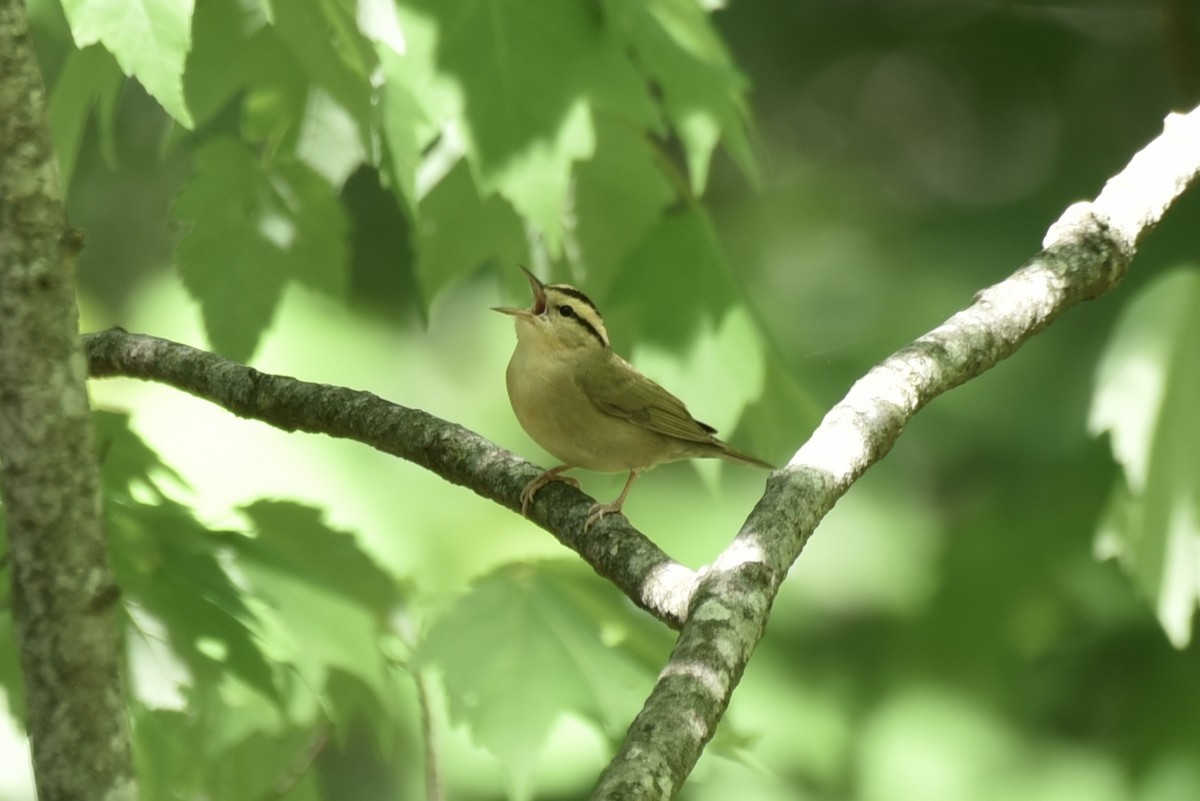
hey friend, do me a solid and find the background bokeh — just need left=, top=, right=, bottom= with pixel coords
left=4, top=1, right=1200, bottom=799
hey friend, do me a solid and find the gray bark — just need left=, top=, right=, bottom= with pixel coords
left=0, top=2, right=136, bottom=799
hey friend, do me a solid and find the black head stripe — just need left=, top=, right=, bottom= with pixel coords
left=547, top=285, right=608, bottom=348
left=547, top=284, right=600, bottom=317
left=570, top=313, right=608, bottom=348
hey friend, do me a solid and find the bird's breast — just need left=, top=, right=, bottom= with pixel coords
left=505, top=346, right=681, bottom=472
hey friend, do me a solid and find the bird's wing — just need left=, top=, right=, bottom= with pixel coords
left=578, top=353, right=718, bottom=444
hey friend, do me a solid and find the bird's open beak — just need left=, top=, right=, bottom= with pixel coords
left=491, top=265, right=547, bottom=318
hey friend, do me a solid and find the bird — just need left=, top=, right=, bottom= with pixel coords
left=493, top=267, right=773, bottom=529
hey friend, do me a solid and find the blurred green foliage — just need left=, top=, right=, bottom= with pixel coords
left=1090, top=269, right=1200, bottom=648
left=2, top=0, right=1200, bottom=800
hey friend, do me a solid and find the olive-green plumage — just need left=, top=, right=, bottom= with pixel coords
left=494, top=267, right=772, bottom=528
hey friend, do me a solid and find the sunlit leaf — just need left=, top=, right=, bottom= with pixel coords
left=604, top=0, right=757, bottom=193
left=1089, top=267, right=1200, bottom=647
left=573, top=115, right=675, bottom=294
left=285, top=163, right=351, bottom=296
left=94, top=409, right=188, bottom=502
left=489, top=98, right=596, bottom=258
left=174, top=138, right=348, bottom=361
left=265, top=0, right=375, bottom=164
left=418, top=560, right=665, bottom=796
left=375, top=47, right=435, bottom=212
left=110, top=502, right=280, bottom=701
left=631, top=303, right=766, bottom=426
left=404, top=0, right=657, bottom=255
left=413, top=159, right=526, bottom=304
left=402, top=0, right=588, bottom=169
left=739, top=357, right=823, bottom=471
left=372, top=5, right=459, bottom=211
left=631, top=305, right=769, bottom=490
left=60, top=0, right=195, bottom=127
left=224, top=502, right=405, bottom=744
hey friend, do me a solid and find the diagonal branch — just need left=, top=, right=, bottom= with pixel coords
left=592, top=105, right=1200, bottom=798
left=76, top=101, right=1200, bottom=801
left=82, top=329, right=698, bottom=627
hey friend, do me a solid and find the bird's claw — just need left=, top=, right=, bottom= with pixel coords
left=583, top=500, right=625, bottom=531
left=520, top=469, right=580, bottom=516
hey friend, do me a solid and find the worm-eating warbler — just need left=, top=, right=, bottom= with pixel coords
left=494, top=267, right=773, bottom=529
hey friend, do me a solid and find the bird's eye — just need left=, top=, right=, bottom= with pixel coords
left=558, top=304, right=575, bottom=318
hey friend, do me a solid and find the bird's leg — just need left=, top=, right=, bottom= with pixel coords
left=520, top=465, right=580, bottom=516
left=584, top=470, right=640, bottom=531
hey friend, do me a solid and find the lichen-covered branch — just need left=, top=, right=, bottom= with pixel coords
left=82, top=329, right=698, bottom=627
left=0, top=3, right=135, bottom=799
left=591, top=105, right=1200, bottom=799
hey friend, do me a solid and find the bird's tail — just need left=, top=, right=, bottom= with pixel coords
left=714, top=440, right=774, bottom=470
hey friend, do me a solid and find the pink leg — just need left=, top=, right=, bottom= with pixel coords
left=584, top=470, right=639, bottom=530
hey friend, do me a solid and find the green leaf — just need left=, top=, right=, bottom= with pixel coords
left=573, top=114, right=676, bottom=294
left=406, top=0, right=658, bottom=255
left=266, top=0, right=376, bottom=172
left=60, top=0, right=196, bottom=128
left=490, top=98, right=595, bottom=258
left=405, top=0, right=590, bottom=170
left=94, top=411, right=282, bottom=703
left=284, top=163, right=351, bottom=296
left=94, top=409, right=189, bottom=502
left=1089, top=267, right=1200, bottom=647
left=183, top=0, right=272, bottom=128
left=370, top=4, right=463, bottom=212
left=375, top=46, right=432, bottom=212
left=209, top=729, right=325, bottom=801
left=133, top=705, right=323, bottom=801
left=47, top=44, right=123, bottom=188
left=110, top=502, right=280, bottom=701
left=605, top=0, right=757, bottom=193
left=418, top=560, right=666, bottom=796
left=190, top=0, right=375, bottom=182
left=174, top=138, right=347, bottom=361
left=739, top=356, right=824, bottom=471
left=413, top=159, right=526, bottom=304
left=174, top=139, right=286, bottom=359
left=132, top=709, right=206, bottom=800
left=630, top=304, right=768, bottom=490
left=240, top=64, right=308, bottom=153
left=234, top=501, right=403, bottom=621
left=355, top=0, right=406, bottom=55
left=604, top=204, right=736, bottom=350
left=222, top=502, right=404, bottom=744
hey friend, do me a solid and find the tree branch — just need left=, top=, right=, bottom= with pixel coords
left=70, top=93, right=1200, bottom=801
left=591, top=105, right=1200, bottom=798
left=0, top=3, right=135, bottom=799
left=82, top=329, right=699, bottom=627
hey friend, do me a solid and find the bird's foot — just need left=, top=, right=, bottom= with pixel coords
left=583, top=499, right=625, bottom=531
left=520, top=467, right=580, bottom=516
left=583, top=470, right=639, bottom=531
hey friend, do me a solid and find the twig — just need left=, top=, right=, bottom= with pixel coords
left=413, top=669, right=443, bottom=801
left=262, top=725, right=329, bottom=800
